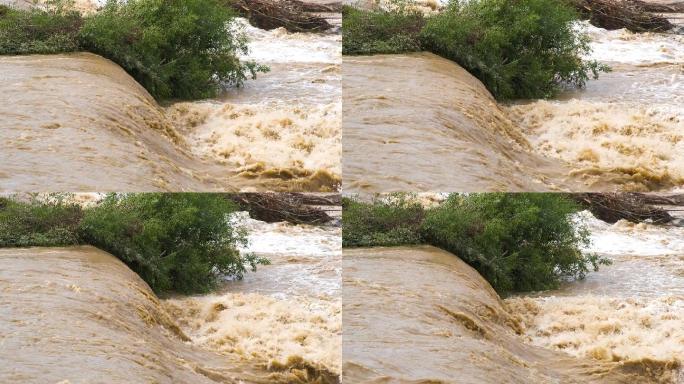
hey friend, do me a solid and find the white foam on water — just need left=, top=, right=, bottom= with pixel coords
left=578, top=20, right=684, bottom=65
left=574, top=210, right=684, bottom=256
left=235, top=18, right=341, bottom=64
left=229, top=211, right=341, bottom=256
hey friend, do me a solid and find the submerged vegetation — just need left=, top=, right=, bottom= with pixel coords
left=342, top=0, right=608, bottom=99
left=343, top=193, right=610, bottom=294
left=0, top=194, right=268, bottom=294
left=0, top=0, right=268, bottom=99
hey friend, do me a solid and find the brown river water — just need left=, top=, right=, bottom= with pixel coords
left=343, top=246, right=673, bottom=383
left=506, top=210, right=684, bottom=383
left=342, top=53, right=578, bottom=193
left=0, top=5, right=341, bottom=192
left=0, top=216, right=341, bottom=383
left=343, top=18, right=684, bottom=194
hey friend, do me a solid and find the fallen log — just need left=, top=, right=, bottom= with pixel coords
left=631, top=0, right=684, bottom=13
left=291, top=0, right=342, bottom=13
left=225, top=0, right=333, bottom=32
left=227, top=193, right=336, bottom=224
left=569, top=0, right=674, bottom=32
left=292, top=193, right=342, bottom=206
left=573, top=193, right=673, bottom=224
left=629, top=193, right=684, bottom=206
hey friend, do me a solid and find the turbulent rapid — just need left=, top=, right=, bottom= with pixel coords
left=506, top=210, right=684, bottom=383
left=0, top=216, right=341, bottom=383
left=342, top=53, right=578, bottom=193
left=508, top=20, right=684, bottom=192
left=168, top=19, right=342, bottom=192
left=343, top=13, right=684, bottom=194
left=343, top=246, right=664, bottom=383
left=0, top=246, right=280, bottom=383
left=163, top=213, right=342, bottom=382
left=0, top=7, right=340, bottom=192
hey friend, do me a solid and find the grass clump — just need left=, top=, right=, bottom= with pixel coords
left=0, top=194, right=82, bottom=247
left=342, top=194, right=424, bottom=247
left=0, top=193, right=269, bottom=294
left=342, top=193, right=610, bottom=295
left=0, top=1, right=82, bottom=54
left=0, top=0, right=267, bottom=100
left=342, top=0, right=609, bottom=100
left=342, top=5, right=424, bottom=55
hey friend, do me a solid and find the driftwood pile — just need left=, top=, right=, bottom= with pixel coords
left=227, top=193, right=338, bottom=224
left=632, top=0, right=684, bottom=13
left=569, top=0, right=674, bottom=32
left=226, top=0, right=336, bottom=32
left=573, top=193, right=674, bottom=224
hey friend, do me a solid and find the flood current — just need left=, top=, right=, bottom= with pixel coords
left=343, top=11, right=684, bottom=193
left=0, top=214, right=341, bottom=383
left=0, top=1, right=341, bottom=192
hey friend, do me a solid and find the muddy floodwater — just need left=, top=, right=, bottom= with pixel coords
left=508, top=21, right=684, bottom=192
left=0, top=246, right=279, bottom=383
left=0, top=217, right=341, bottom=383
left=0, top=16, right=340, bottom=192
left=163, top=214, right=342, bottom=381
left=342, top=53, right=577, bottom=193
left=507, top=211, right=684, bottom=383
left=343, top=246, right=666, bottom=383
left=343, top=19, right=684, bottom=194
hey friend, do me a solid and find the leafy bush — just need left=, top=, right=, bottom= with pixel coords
left=342, top=5, right=424, bottom=55
left=342, top=193, right=610, bottom=294
left=0, top=193, right=268, bottom=294
left=79, top=193, right=268, bottom=293
left=0, top=0, right=267, bottom=100
left=0, top=1, right=83, bottom=54
left=421, top=193, right=610, bottom=294
left=0, top=195, right=83, bottom=247
left=79, top=0, right=268, bottom=99
left=420, top=0, right=608, bottom=99
left=342, top=194, right=425, bottom=247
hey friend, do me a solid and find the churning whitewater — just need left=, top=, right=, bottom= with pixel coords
left=343, top=246, right=671, bottom=383
left=163, top=213, right=342, bottom=381
left=0, top=214, right=341, bottom=383
left=0, top=2, right=341, bottom=192
left=167, top=18, right=341, bottom=192
left=343, top=13, right=684, bottom=193
left=506, top=210, right=684, bottom=383
left=508, top=20, right=684, bottom=192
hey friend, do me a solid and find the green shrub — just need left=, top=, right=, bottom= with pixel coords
left=79, top=193, right=268, bottom=293
left=420, top=0, right=608, bottom=99
left=0, top=195, right=83, bottom=247
left=342, top=5, right=424, bottom=55
left=0, top=1, right=83, bottom=54
left=421, top=193, right=610, bottom=294
left=342, top=194, right=425, bottom=247
left=79, top=0, right=268, bottom=99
